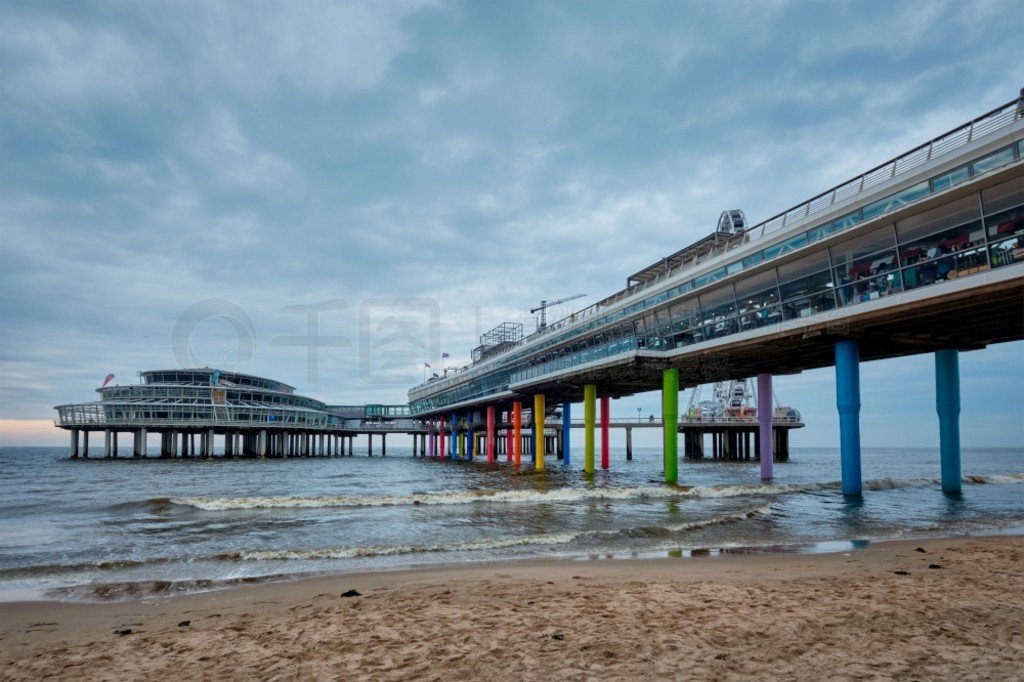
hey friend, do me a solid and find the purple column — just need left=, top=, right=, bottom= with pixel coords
left=758, top=373, right=773, bottom=481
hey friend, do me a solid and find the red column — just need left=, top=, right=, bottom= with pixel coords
left=486, top=405, right=496, bottom=463
left=513, top=401, right=523, bottom=467
left=600, top=395, right=610, bottom=469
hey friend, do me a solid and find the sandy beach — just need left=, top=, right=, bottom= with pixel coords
left=2, top=535, right=1022, bottom=681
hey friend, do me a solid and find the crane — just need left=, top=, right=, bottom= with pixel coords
left=531, top=294, right=585, bottom=330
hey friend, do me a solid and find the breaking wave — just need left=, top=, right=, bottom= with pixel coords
left=218, top=504, right=773, bottom=561
left=171, top=472, right=1023, bottom=512
left=173, top=483, right=822, bottom=511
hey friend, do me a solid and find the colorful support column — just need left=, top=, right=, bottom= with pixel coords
left=534, top=394, right=546, bottom=471
left=757, top=373, right=773, bottom=481
left=450, top=412, right=457, bottom=461
left=506, top=412, right=514, bottom=462
left=467, top=411, right=475, bottom=462
left=435, top=419, right=441, bottom=458
left=600, top=395, right=610, bottom=470
left=440, top=417, right=447, bottom=459
left=584, top=384, right=596, bottom=473
left=562, top=402, right=571, bottom=467
left=486, top=405, right=496, bottom=463
left=835, top=340, right=862, bottom=496
left=663, top=367, right=679, bottom=483
left=935, top=349, right=962, bottom=494
left=513, top=401, right=522, bottom=467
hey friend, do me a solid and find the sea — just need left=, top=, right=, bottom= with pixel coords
left=1, top=445, right=1022, bottom=602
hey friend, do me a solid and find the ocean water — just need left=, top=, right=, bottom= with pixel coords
left=0, top=445, right=1021, bottom=602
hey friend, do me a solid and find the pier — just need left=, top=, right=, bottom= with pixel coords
left=54, top=93, right=1024, bottom=495
left=56, top=369, right=426, bottom=459
left=407, top=93, right=1024, bottom=493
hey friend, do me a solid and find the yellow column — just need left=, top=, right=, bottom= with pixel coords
left=584, top=383, right=596, bottom=473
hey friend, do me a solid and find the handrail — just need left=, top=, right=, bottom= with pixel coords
left=410, top=95, right=1023, bottom=397
left=54, top=412, right=428, bottom=432
left=566, top=416, right=804, bottom=425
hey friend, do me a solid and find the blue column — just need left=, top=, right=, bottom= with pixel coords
left=562, top=402, right=572, bottom=467
left=935, top=350, right=962, bottom=494
left=835, top=340, right=862, bottom=496
left=467, top=410, right=476, bottom=462
left=450, top=411, right=457, bottom=460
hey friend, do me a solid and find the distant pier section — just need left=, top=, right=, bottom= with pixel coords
left=54, top=369, right=424, bottom=458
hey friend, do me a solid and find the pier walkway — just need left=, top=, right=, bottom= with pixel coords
left=408, top=93, right=1024, bottom=494
left=54, top=93, right=1024, bottom=496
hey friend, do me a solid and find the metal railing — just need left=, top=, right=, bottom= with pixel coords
left=410, top=95, right=1024, bottom=397
left=565, top=416, right=804, bottom=426
left=54, top=403, right=428, bottom=432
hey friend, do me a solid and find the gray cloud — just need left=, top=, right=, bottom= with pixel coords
left=1, top=0, right=1022, bottom=445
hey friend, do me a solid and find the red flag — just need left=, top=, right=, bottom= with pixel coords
left=101, top=373, right=115, bottom=388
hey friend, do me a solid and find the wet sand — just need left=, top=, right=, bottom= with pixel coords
left=2, top=536, right=1022, bottom=681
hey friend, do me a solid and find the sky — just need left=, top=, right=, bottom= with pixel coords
left=1, top=0, right=1022, bottom=448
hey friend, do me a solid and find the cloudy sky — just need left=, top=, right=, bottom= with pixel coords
left=1, top=0, right=1022, bottom=448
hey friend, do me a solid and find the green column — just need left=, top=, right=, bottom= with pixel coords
left=663, top=368, right=679, bottom=483
left=584, top=384, right=597, bottom=473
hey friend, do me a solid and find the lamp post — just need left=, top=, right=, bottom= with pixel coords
left=636, top=407, right=642, bottom=422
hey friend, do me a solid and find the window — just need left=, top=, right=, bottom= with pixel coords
left=698, top=286, right=739, bottom=339
left=931, top=165, right=970, bottom=192
left=776, top=251, right=836, bottom=317
left=763, top=233, right=809, bottom=260
left=742, top=251, right=764, bottom=268
left=694, top=267, right=726, bottom=288
left=971, top=146, right=1015, bottom=176
left=663, top=300, right=703, bottom=348
left=986, top=205, right=1024, bottom=269
left=981, top=177, right=1024, bottom=215
left=862, top=181, right=930, bottom=220
left=896, top=195, right=981, bottom=244
left=830, top=226, right=899, bottom=305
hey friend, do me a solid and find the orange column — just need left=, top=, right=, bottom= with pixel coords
left=513, top=401, right=522, bottom=467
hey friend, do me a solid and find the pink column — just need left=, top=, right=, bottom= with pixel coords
left=486, top=405, right=496, bottom=463
left=600, top=395, right=610, bottom=469
left=439, top=417, right=446, bottom=459
left=758, top=373, right=774, bottom=480
left=506, top=411, right=514, bottom=462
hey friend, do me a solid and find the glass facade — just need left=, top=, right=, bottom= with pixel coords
left=409, top=139, right=1024, bottom=414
